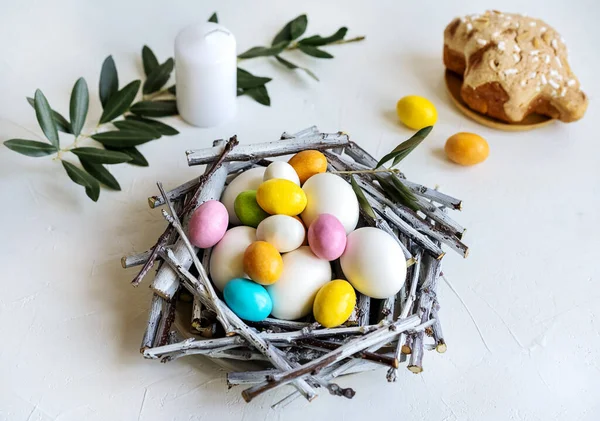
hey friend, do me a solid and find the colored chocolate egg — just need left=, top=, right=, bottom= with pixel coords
left=267, top=246, right=332, bottom=320
left=234, top=190, right=269, bottom=228
left=288, top=150, right=327, bottom=184
left=313, top=280, right=356, bottom=328
left=256, top=179, right=307, bottom=216
left=243, top=241, right=283, bottom=285
left=209, top=226, right=256, bottom=291
left=256, top=215, right=305, bottom=253
left=263, top=161, right=300, bottom=185
left=188, top=200, right=228, bottom=248
left=301, top=173, right=359, bottom=234
left=307, top=213, right=347, bottom=261
left=445, top=132, right=489, bottom=166
left=340, top=227, right=407, bottom=299
left=221, top=167, right=265, bottom=225
left=223, top=278, right=272, bottom=322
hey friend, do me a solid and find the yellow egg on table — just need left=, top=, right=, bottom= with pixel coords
left=243, top=241, right=283, bottom=285
left=256, top=179, right=307, bottom=216
left=288, top=150, right=327, bottom=184
left=396, top=95, right=438, bottom=130
left=445, top=132, right=489, bottom=166
left=313, top=280, right=356, bottom=328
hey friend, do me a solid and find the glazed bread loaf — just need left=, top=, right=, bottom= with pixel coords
left=444, top=10, right=587, bottom=123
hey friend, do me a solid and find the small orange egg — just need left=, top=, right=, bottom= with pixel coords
left=243, top=241, right=283, bottom=285
left=444, top=132, right=489, bottom=166
left=288, top=150, right=327, bottom=184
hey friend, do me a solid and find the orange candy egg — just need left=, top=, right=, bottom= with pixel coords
left=243, top=241, right=283, bottom=285
left=288, top=150, right=327, bottom=184
left=444, top=132, right=489, bottom=166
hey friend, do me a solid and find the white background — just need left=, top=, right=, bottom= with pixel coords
left=1, top=0, right=599, bottom=420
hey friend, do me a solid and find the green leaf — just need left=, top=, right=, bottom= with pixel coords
left=113, top=120, right=161, bottom=138
left=208, top=12, right=218, bottom=23
left=26, top=97, right=72, bottom=134
left=240, top=85, right=270, bottom=106
left=167, top=85, right=176, bottom=95
left=377, top=175, right=419, bottom=212
left=33, top=89, right=60, bottom=148
left=111, top=146, right=148, bottom=166
left=62, top=160, right=100, bottom=201
left=71, top=147, right=132, bottom=164
left=350, top=175, right=376, bottom=219
left=272, top=14, right=308, bottom=45
left=91, top=130, right=157, bottom=148
left=125, top=115, right=178, bottom=135
left=99, top=80, right=141, bottom=124
left=99, top=56, right=119, bottom=108
left=376, top=126, right=433, bottom=168
left=237, top=67, right=272, bottom=89
left=142, top=45, right=160, bottom=77
left=129, top=100, right=178, bottom=117
left=80, top=159, right=121, bottom=190
left=143, top=58, right=174, bottom=95
left=299, top=27, right=348, bottom=46
left=4, top=139, right=58, bottom=157
left=69, top=78, right=89, bottom=137
left=274, top=56, right=319, bottom=81
left=238, top=42, right=288, bottom=59
left=297, top=44, right=334, bottom=59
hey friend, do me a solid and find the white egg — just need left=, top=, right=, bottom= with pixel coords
left=256, top=215, right=305, bottom=253
left=263, top=161, right=300, bottom=185
left=301, top=173, right=359, bottom=234
left=221, top=167, right=266, bottom=225
left=340, top=227, right=407, bottom=299
left=267, top=247, right=331, bottom=320
left=209, top=226, right=256, bottom=291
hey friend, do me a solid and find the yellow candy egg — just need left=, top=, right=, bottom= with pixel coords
left=396, top=95, right=438, bottom=130
left=243, top=241, right=283, bottom=285
left=445, top=132, right=489, bottom=166
left=256, top=179, right=307, bottom=216
left=288, top=150, right=328, bottom=184
left=313, top=280, right=357, bottom=328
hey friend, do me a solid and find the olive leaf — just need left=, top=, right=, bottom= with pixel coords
left=113, top=120, right=161, bottom=138
left=33, top=89, right=60, bottom=148
left=238, top=42, right=289, bottom=59
left=113, top=146, right=149, bottom=166
left=272, top=14, right=308, bottom=45
left=91, top=130, right=157, bottom=147
left=297, top=44, right=333, bottom=59
left=275, top=56, right=319, bottom=81
left=4, top=139, right=58, bottom=157
left=26, top=97, right=72, bottom=134
left=142, top=45, right=160, bottom=77
left=129, top=100, right=178, bottom=117
left=167, top=85, right=176, bottom=95
left=143, top=58, right=174, bottom=95
left=99, top=56, right=119, bottom=108
left=80, top=159, right=121, bottom=190
left=99, top=80, right=141, bottom=124
left=376, top=126, right=433, bottom=168
left=350, top=175, right=376, bottom=219
left=239, top=85, right=270, bottom=106
left=62, top=160, right=100, bottom=201
left=208, top=12, right=218, bottom=23
left=237, top=67, right=272, bottom=89
left=125, top=115, right=178, bottom=136
left=69, top=78, right=89, bottom=137
left=299, top=27, right=347, bottom=46
left=70, top=147, right=132, bottom=164
left=376, top=175, right=419, bottom=212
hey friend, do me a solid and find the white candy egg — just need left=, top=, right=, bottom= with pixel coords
left=210, top=226, right=256, bottom=291
left=340, top=227, right=407, bottom=299
left=301, top=173, right=359, bottom=234
left=267, top=247, right=331, bottom=320
left=221, top=167, right=265, bottom=225
left=263, top=161, right=300, bottom=185
left=256, top=215, right=305, bottom=253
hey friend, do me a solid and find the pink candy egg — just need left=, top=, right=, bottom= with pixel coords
left=307, top=213, right=347, bottom=261
left=188, top=200, right=229, bottom=248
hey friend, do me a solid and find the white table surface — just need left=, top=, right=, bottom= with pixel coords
left=1, top=0, right=599, bottom=420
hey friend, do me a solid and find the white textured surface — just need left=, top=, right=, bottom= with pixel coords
left=0, top=0, right=599, bottom=420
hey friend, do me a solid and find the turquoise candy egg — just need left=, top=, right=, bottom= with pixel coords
left=234, top=190, right=269, bottom=228
left=223, top=278, right=272, bottom=321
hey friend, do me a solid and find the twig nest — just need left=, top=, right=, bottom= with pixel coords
left=221, top=167, right=265, bottom=225
left=209, top=226, right=256, bottom=291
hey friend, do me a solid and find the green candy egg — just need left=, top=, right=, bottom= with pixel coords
left=234, top=190, right=269, bottom=228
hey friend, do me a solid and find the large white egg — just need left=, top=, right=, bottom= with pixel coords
left=209, top=226, right=256, bottom=291
left=256, top=215, right=305, bottom=253
left=263, top=161, right=300, bottom=185
left=340, top=227, right=407, bottom=299
left=221, top=167, right=266, bottom=225
left=301, top=173, right=359, bottom=234
left=267, top=246, right=331, bottom=320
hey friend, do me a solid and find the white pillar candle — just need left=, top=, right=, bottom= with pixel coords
left=175, top=23, right=237, bottom=127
